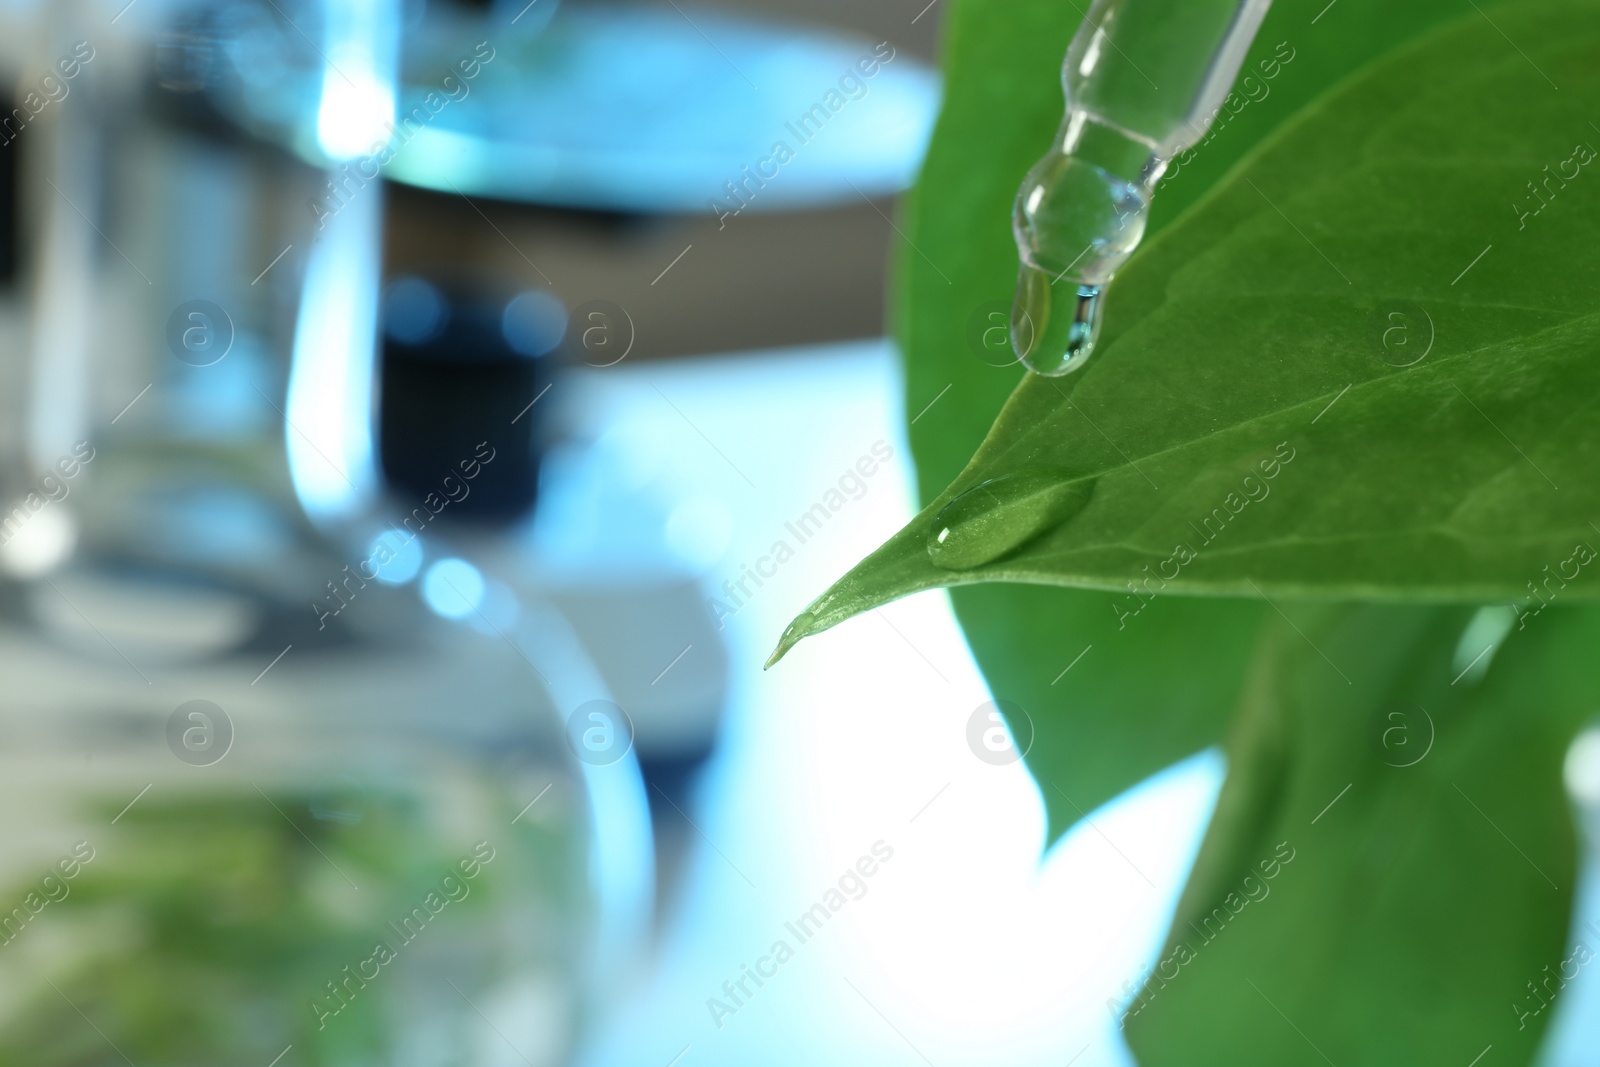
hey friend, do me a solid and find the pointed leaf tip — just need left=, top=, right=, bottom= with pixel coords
left=765, top=608, right=822, bottom=669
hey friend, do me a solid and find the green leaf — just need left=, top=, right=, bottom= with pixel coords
left=833, top=4, right=1600, bottom=1058
left=775, top=0, right=1600, bottom=672
left=944, top=585, right=1266, bottom=831
left=1123, top=602, right=1600, bottom=1067
left=898, top=0, right=1480, bottom=504
left=887, top=0, right=1485, bottom=835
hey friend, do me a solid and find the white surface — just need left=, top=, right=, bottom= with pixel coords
left=564, top=340, right=1223, bottom=1067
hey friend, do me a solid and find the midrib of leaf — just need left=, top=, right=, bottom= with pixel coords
left=1093, top=524, right=1593, bottom=566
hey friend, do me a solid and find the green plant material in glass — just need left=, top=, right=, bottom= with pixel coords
left=0, top=786, right=568, bottom=1066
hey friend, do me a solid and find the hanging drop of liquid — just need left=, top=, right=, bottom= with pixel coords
left=926, top=470, right=1095, bottom=571
left=1012, top=266, right=1105, bottom=377
left=1009, top=153, right=1145, bottom=377
left=1006, top=0, right=1274, bottom=374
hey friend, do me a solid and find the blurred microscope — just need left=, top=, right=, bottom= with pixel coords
left=0, top=0, right=935, bottom=1063
left=150, top=0, right=938, bottom=796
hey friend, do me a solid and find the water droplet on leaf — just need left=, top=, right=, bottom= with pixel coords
left=926, top=471, right=1095, bottom=571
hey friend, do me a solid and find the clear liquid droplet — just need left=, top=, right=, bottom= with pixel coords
left=926, top=471, right=1096, bottom=571
left=1012, top=267, right=1104, bottom=376
left=1009, top=140, right=1148, bottom=377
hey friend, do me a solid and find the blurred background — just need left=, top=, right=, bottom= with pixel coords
left=0, top=1, right=1595, bottom=1065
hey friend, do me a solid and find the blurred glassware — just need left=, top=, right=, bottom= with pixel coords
left=165, top=0, right=940, bottom=212
left=0, top=682, right=587, bottom=1066
left=378, top=273, right=563, bottom=522
left=0, top=1, right=650, bottom=1062
left=372, top=270, right=730, bottom=867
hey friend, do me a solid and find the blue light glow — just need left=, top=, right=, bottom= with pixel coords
left=382, top=276, right=448, bottom=344
left=285, top=190, right=382, bottom=524
left=422, top=557, right=486, bottom=619
left=315, top=1, right=399, bottom=161
left=368, top=529, right=423, bottom=584
left=502, top=290, right=568, bottom=357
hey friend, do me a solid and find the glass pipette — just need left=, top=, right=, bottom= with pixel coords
left=1011, top=0, right=1273, bottom=375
